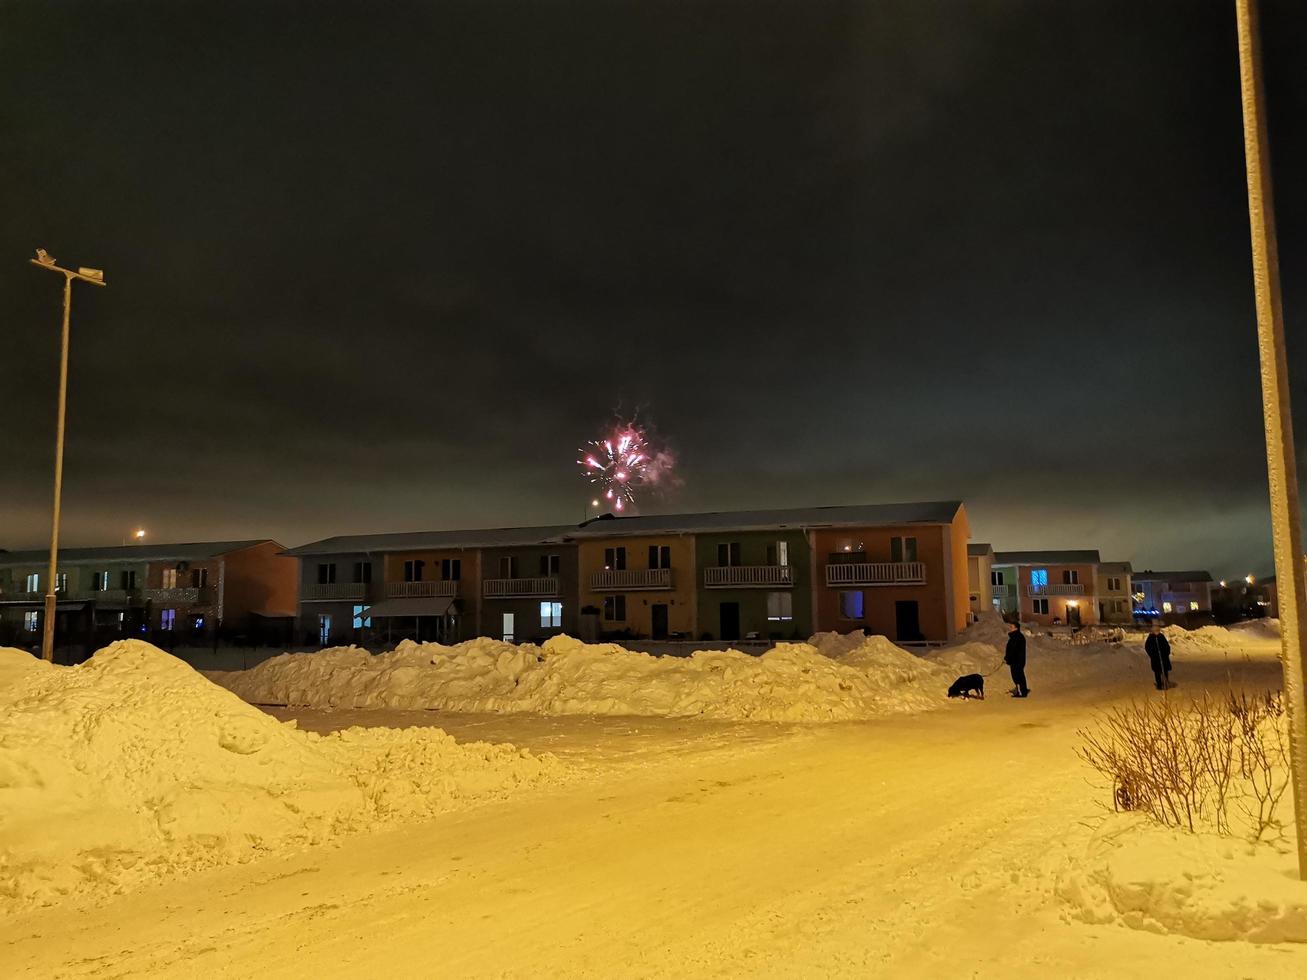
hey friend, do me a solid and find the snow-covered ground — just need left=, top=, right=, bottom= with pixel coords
left=1, top=621, right=1303, bottom=976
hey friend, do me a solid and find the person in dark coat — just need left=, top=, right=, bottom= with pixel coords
left=1144, top=622, right=1172, bottom=690
left=1004, top=620, right=1029, bottom=698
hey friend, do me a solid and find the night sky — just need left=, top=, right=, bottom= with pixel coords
left=3, top=1, right=1305, bottom=579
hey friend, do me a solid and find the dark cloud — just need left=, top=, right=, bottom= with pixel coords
left=1, top=0, right=1304, bottom=580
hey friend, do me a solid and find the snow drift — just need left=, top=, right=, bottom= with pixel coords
left=0, top=642, right=564, bottom=912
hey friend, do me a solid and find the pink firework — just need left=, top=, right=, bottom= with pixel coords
left=577, top=425, right=657, bottom=512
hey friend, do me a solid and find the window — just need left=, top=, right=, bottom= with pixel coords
left=499, top=556, right=517, bottom=578
left=352, top=605, right=371, bottom=629
left=717, top=542, right=741, bottom=567
left=766, top=592, right=793, bottom=621
left=890, top=537, right=918, bottom=563
left=991, top=570, right=1005, bottom=586
left=318, top=613, right=332, bottom=645
left=540, top=601, right=562, bottom=628
left=190, top=568, right=208, bottom=588
left=192, top=615, right=205, bottom=631
left=649, top=545, right=672, bottom=569
left=1162, top=601, right=1173, bottom=614
left=1032, top=598, right=1049, bottom=615
left=839, top=590, right=865, bottom=619
left=25, top=573, right=38, bottom=592
left=1107, top=576, right=1122, bottom=591
left=55, top=573, right=67, bottom=593
left=120, top=570, right=138, bottom=590
left=539, top=554, right=561, bottom=576
left=162, top=568, right=179, bottom=589
left=1189, top=601, right=1199, bottom=611
left=23, top=611, right=38, bottom=632
left=766, top=541, right=790, bottom=566
left=441, top=558, right=461, bottom=581
left=1063, top=570, right=1079, bottom=585
left=94, top=571, right=110, bottom=591
left=604, top=547, right=627, bottom=571
left=501, top=613, right=515, bottom=642
left=403, top=559, right=424, bottom=582
left=161, top=609, right=176, bottom=631
left=353, top=562, right=372, bottom=584
left=1031, top=569, right=1048, bottom=587
left=603, top=595, right=626, bottom=621
left=314, top=563, right=334, bottom=585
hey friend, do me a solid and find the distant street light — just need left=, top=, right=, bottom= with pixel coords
left=1234, top=0, right=1307, bottom=880
left=29, top=249, right=106, bottom=663
left=134, top=528, right=146, bottom=541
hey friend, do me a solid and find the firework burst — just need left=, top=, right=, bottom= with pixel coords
left=577, top=422, right=673, bottom=513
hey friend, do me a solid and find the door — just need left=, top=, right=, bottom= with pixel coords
left=719, top=602, right=740, bottom=642
left=1066, top=603, right=1082, bottom=627
left=895, top=601, right=922, bottom=642
left=651, top=604, right=670, bottom=640
left=502, top=613, right=515, bottom=642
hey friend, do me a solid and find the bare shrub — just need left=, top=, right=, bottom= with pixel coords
left=1077, top=691, right=1289, bottom=841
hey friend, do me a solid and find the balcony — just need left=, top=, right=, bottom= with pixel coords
left=144, top=586, right=215, bottom=604
left=590, top=568, right=672, bottom=591
left=484, top=577, right=561, bottom=598
left=991, top=583, right=1016, bottom=599
left=303, top=582, right=371, bottom=602
left=704, top=565, right=794, bottom=589
left=385, top=581, right=458, bottom=598
left=1023, top=583, right=1086, bottom=597
left=0, top=590, right=42, bottom=604
left=74, top=589, right=134, bottom=604
left=824, top=562, right=926, bottom=587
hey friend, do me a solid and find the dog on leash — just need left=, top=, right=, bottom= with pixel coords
left=947, top=673, right=985, bottom=700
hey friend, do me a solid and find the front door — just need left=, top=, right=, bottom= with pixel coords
left=651, top=604, right=669, bottom=640
left=1066, top=604, right=1082, bottom=627
left=719, top=602, right=740, bottom=642
left=895, top=601, right=922, bottom=642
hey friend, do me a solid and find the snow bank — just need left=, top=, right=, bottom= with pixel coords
left=1058, top=814, right=1307, bottom=943
left=1163, top=623, right=1282, bottom=654
left=214, top=633, right=961, bottom=722
left=0, top=642, right=564, bottom=912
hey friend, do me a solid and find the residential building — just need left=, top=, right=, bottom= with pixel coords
left=991, top=550, right=1105, bottom=627
left=1131, top=570, right=1214, bottom=622
left=0, top=540, right=295, bottom=654
left=967, top=543, right=994, bottom=623
left=1097, top=561, right=1134, bottom=624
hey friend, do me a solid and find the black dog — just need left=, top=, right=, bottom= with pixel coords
left=947, top=673, right=985, bottom=700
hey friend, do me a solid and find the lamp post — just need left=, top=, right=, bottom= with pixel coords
left=29, top=249, right=106, bottom=663
left=1234, top=0, right=1307, bottom=880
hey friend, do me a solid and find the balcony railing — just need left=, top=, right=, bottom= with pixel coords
left=484, top=577, right=561, bottom=598
left=704, top=565, right=794, bottom=588
left=74, top=589, right=133, bottom=604
left=303, top=582, right=371, bottom=601
left=385, top=581, right=458, bottom=598
left=144, top=586, right=215, bottom=604
left=991, top=583, right=1016, bottom=598
left=824, top=562, right=926, bottom=587
left=590, top=568, right=672, bottom=591
left=1023, top=583, right=1086, bottom=597
left=0, top=590, right=43, bottom=603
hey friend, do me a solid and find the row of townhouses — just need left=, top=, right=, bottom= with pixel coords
left=0, top=500, right=1223, bottom=654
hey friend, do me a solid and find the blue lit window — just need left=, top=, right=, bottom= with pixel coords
left=839, top=590, right=864, bottom=619
left=1031, top=569, right=1048, bottom=587
left=352, top=605, right=371, bottom=629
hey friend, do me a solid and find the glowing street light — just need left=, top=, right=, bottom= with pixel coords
left=29, top=249, right=107, bottom=663
left=134, top=528, right=146, bottom=541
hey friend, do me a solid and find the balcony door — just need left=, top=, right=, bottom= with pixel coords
left=718, top=602, right=740, bottom=642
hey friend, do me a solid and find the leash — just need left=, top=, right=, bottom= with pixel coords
left=981, top=660, right=1007, bottom=678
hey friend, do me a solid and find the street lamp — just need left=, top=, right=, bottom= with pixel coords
left=29, top=248, right=106, bottom=663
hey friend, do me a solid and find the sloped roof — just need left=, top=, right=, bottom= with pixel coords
left=1099, top=561, right=1134, bottom=574
left=993, top=550, right=1101, bottom=565
left=1133, top=570, right=1213, bottom=583
left=967, top=543, right=994, bottom=558
left=565, top=501, right=964, bottom=538
left=0, top=540, right=275, bottom=566
left=283, top=525, right=581, bottom=557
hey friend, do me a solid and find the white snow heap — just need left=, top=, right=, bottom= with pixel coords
left=0, top=641, right=564, bottom=911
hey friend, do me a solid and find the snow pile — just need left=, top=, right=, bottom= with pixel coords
left=214, top=633, right=960, bottom=722
left=1058, top=814, right=1307, bottom=943
left=1230, top=618, right=1281, bottom=639
left=0, top=642, right=563, bottom=911
left=1163, top=623, right=1281, bottom=654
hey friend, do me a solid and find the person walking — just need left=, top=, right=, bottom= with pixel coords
left=1004, top=619, right=1029, bottom=698
left=1144, top=622, right=1172, bottom=690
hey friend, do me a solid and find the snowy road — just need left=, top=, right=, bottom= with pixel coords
left=1, top=643, right=1303, bottom=977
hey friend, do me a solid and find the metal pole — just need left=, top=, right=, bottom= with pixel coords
left=41, top=275, right=73, bottom=663
left=1234, top=0, right=1307, bottom=879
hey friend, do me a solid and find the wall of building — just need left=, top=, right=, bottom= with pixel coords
left=221, top=541, right=298, bottom=626
left=1008, top=562, right=1100, bottom=626
left=967, top=554, right=993, bottom=620
left=296, top=552, right=382, bottom=646
left=693, top=529, right=812, bottom=641
left=383, top=548, right=482, bottom=641
left=478, top=544, right=579, bottom=643
left=577, top=535, right=696, bottom=639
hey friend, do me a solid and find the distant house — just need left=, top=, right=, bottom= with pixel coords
left=0, top=540, right=296, bottom=654
left=991, top=550, right=1130, bottom=627
left=1131, top=570, right=1214, bottom=621
left=967, top=543, right=994, bottom=622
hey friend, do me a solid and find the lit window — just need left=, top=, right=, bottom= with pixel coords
left=162, top=568, right=178, bottom=588
left=1162, top=602, right=1173, bottom=613
left=94, top=571, right=110, bottom=591
left=55, top=573, right=67, bottom=593
left=1031, top=569, right=1048, bottom=587
left=25, top=573, right=38, bottom=592
left=23, top=610, right=38, bottom=632
left=161, top=609, right=176, bottom=631
left=767, top=592, right=793, bottom=621
left=502, top=612, right=515, bottom=642
left=839, top=591, right=864, bottom=619
left=540, top=601, right=562, bottom=628
left=318, top=614, right=332, bottom=645
left=352, top=604, right=371, bottom=629
left=1189, top=601, right=1199, bottom=611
